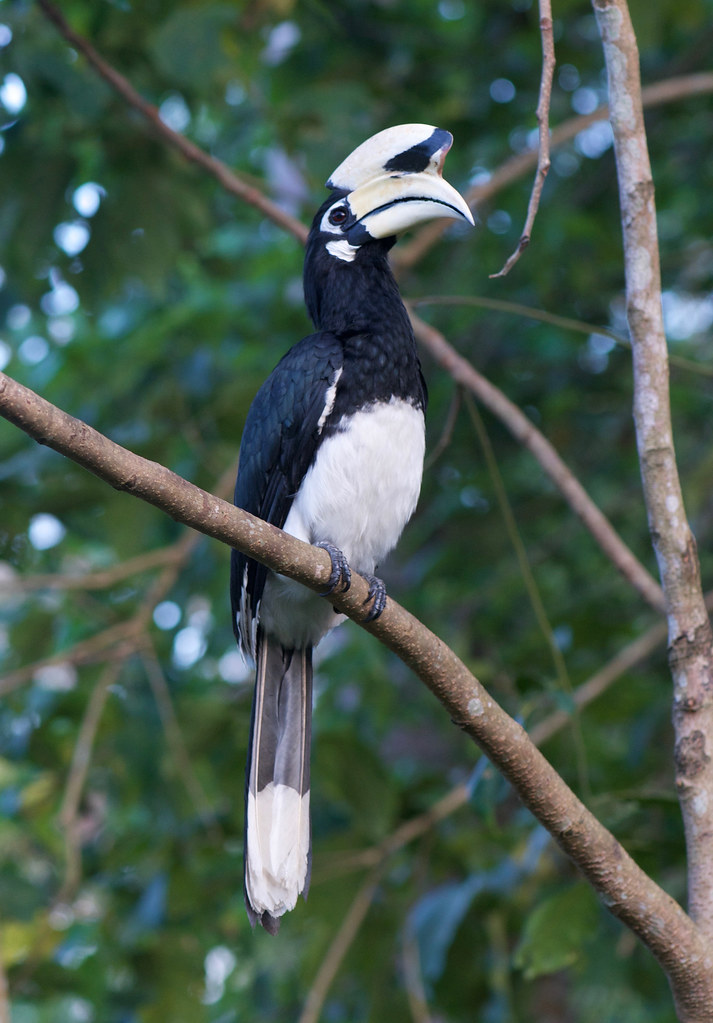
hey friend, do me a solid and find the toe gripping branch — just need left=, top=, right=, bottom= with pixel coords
left=316, top=542, right=351, bottom=595
left=315, top=543, right=387, bottom=622
left=362, top=575, right=387, bottom=622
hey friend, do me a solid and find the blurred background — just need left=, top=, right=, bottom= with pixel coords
left=1, top=0, right=712, bottom=1019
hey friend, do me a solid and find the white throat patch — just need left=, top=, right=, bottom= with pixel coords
left=326, top=238, right=358, bottom=263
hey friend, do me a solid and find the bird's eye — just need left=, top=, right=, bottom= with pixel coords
left=328, top=206, right=348, bottom=226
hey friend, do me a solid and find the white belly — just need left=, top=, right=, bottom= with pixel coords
left=260, top=398, right=425, bottom=648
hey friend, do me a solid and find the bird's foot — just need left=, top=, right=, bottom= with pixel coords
left=362, top=574, right=387, bottom=622
left=315, top=542, right=351, bottom=596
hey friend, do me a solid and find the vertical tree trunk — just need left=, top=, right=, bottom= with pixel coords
left=593, top=0, right=713, bottom=1016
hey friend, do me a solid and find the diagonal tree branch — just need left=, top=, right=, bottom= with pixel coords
left=36, top=0, right=308, bottom=245
left=592, top=0, right=713, bottom=954
left=14, top=545, right=180, bottom=591
left=57, top=658, right=123, bottom=903
left=298, top=862, right=388, bottom=1023
left=1, top=370, right=712, bottom=1016
left=0, top=619, right=139, bottom=696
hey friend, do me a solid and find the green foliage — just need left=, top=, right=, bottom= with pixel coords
left=514, top=884, right=599, bottom=979
left=0, top=0, right=710, bottom=1019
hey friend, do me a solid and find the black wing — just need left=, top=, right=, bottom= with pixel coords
left=230, top=331, right=344, bottom=656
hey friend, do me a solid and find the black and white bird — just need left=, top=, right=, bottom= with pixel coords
left=231, top=124, right=473, bottom=932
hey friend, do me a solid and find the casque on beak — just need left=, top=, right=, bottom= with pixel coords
left=327, top=123, right=474, bottom=243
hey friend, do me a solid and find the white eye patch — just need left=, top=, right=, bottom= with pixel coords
left=320, top=198, right=359, bottom=261
left=319, top=200, right=352, bottom=236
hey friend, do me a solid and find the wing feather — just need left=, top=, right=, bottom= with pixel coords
left=230, top=332, right=344, bottom=658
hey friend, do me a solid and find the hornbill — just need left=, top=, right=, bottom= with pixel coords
left=231, top=124, right=473, bottom=932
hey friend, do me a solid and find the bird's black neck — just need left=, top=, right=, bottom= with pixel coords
left=304, top=230, right=413, bottom=340
left=302, top=212, right=427, bottom=414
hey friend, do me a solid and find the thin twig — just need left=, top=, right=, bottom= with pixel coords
left=402, top=928, right=434, bottom=1023
left=412, top=294, right=713, bottom=377
left=0, top=949, right=10, bottom=1023
left=37, top=0, right=308, bottom=245
left=464, top=394, right=592, bottom=801
left=491, top=0, right=555, bottom=278
left=298, top=863, right=387, bottom=1023
left=57, top=659, right=123, bottom=902
left=16, top=546, right=179, bottom=591
left=141, top=642, right=221, bottom=835
left=466, top=394, right=573, bottom=695
left=424, top=384, right=463, bottom=469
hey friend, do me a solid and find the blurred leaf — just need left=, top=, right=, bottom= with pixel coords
left=514, top=884, right=600, bottom=979
left=149, top=5, right=237, bottom=89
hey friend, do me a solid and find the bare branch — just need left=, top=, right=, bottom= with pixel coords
left=2, top=370, right=711, bottom=1003
left=408, top=309, right=665, bottom=613
left=490, top=0, right=555, bottom=278
left=298, top=863, right=387, bottom=1023
left=37, top=0, right=308, bottom=245
left=54, top=529, right=204, bottom=899
left=402, top=929, right=435, bottom=1023
left=57, top=659, right=123, bottom=903
left=424, top=384, right=463, bottom=468
left=593, top=0, right=713, bottom=946
left=15, top=546, right=179, bottom=591
left=141, top=642, right=220, bottom=832
left=412, top=294, right=713, bottom=377
left=0, top=945, right=10, bottom=1023
left=0, top=620, right=139, bottom=696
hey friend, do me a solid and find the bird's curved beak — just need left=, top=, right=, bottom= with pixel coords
left=327, top=124, right=474, bottom=242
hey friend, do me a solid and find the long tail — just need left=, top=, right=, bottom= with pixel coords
left=244, top=628, right=312, bottom=933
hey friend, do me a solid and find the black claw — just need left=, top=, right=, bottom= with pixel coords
left=315, top=541, right=351, bottom=596
left=362, top=574, right=387, bottom=622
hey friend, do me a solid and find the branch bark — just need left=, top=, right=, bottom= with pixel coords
left=592, top=0, right=713, bottom=957
left=2, top=370, right=712, bottom=1014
